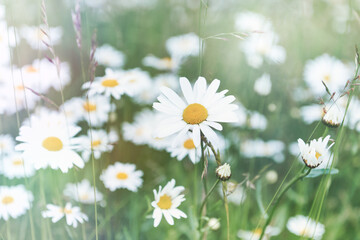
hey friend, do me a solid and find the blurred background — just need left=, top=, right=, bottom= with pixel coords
left=1, top=0, right=360, bottom=239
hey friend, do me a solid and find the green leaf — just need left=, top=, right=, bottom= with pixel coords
left=305, top=168, right=339, bottom=178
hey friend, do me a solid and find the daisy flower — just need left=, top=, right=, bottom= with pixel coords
left=142, top=55, right=180, bottom=72
left=151, top=179, right=187, bottom=227
left=166, top=33, right=200, bottom=60
left=304, top=54, right=352, bottom=96
left=63, top=179, right=104, bottom=205
left=135, top=73, right=179, bottom=105
left=322, top=105, right=343, bottom=128
left=166, top=133, right=201, bottom=164
left=240, top=139, right=285, bottom=163
left=122, top=109, right=170, bottom=150
left=77, top=129, right=115, bottom=162
left=61, top=95, right=112, bottom=127
left=15, top=115, right=84, bottom=173
left=82, top=68, right=125, bottom=100
left=0, top=152, right=36, bottom=179
left=0, top=134, right=15, bottom=155
left=20, top=25, right=63, bottom=50
left=21, top=58, right=71, bottom=93
left=254, top=73, right=271, bottom=96
left=100, top=162, right=143, bottom=192
left=153, top=76, right=238, bottom=148
left=297, top=135, right=334, bottom=168
left=287, top=215, right=325, bottom=240
left=0, top=185, right=34, bottom=220
left=241, top=32, right=286, bottom=68
left=120, top=68, right=152, bottom=97
left=42, top=202, right=88, bottom=228
left=235, top=11, right=273, bottom=33
left=237, top=226, right=280, bottom=240
left=216, top=163, right=231, bottom=181
left=95, top=44, right=125, bottom=68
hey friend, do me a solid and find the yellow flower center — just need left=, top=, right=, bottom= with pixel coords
left=315, top=151, right=321, bottom=160
left=42, top=136, right=63, bottom=151
left=12, top=159, right=23, bottom=166
left=91, top=140, right=101, bottom=148
left=157, top=194, right=172, bottom=209
left=63, top=208, right=72, bottom=214
left=323, top=75, right=331, bottom=82
left=183, top=138, right=195, bottom=149
left=116, top=172, right=128, bottom=180
left=26, top=66, right=38, bottom=73
left=16, top=85, right=25, bottom=91
left=162, top=57, right=173, bottom=68
left=83, top=102, right=97, bottom=112
left=101, top=79, right=119, bottom=87
left=182, top=103, right=208, bottom=124
left=253, top=228, right=262, bottom=236
left=80, top=194, right=89, bottom=200
left=2, top=196, right=14, bottom=205
left=135, top=127, right=144, bottom=136
left=300, top=228, right=309, bottom=236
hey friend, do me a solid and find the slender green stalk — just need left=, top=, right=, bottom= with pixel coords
left=222, top=182, right=230, bottom=240
left=199, top=179, right=220, bottom=221
left=259, top=167, right=311, bottom=239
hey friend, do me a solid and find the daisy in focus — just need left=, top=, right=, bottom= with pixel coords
left=63, top=179, right=104, bottom=205
left=151, top=179, right=187, bottom=227
left=298, top=135, right=334, bottom=168
left=42, top=203, right=88, bottom=228
left=286, top=215, right=325, bottom=240
left=153, top=76, right=238, bottom=148
left=100, top=162, right=143, bottom=192
left=15, top=115, right=84, bottom=173
left=0, top=185, right=34, bottom=220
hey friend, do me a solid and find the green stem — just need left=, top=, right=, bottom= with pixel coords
left=198, top=179, right=220, bottom=218
left=222, top=182, right=230, bottom=240
left=259, top=167, right=311, bottom=239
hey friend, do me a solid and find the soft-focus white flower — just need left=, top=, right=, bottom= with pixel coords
left=303, top=54, right=352, bottom=96
left=142, top=55, right=180, bottom=72
left=298, top=135, right=334, bottom=168
left=61, top=95, right=112, bottom=127
left=151, top=179, right=187, bottom=227
left=120, top=68, right=152, bottom=97
left=241, top=139, right=284, bottom=163
left=248, top=111, right=268, bottom=131
left=135, top=74, right=179, bottom=104
left=100, top=162, right=143, bottom=192
left=76, top=129, right=115, bottom=162
left=237, top=226, right=281, bottom=240
left=241, top=32, right=286, bottom=68
left=42, top=203, right=88, bottom=228
left=63, top=179, right=104, bottom=205
left=0, top=152, right=36, bottom=179
left=254, top=73, right=271, bottom=96
left=207, top=218, right=220, bottom=230
left=265, top=170, right=278, bottom=184
left=216, top=163, right=231, bottom=181
left=95, top=44, right=125, bottom=68
left=20, top=25, right=63, bottom=50
left=219, top=180, right=246, bottom=205
left=166, top=33, right=200, bottom=60
left=0, top=185, right=34, bottom=220
left=20, top=58, right=71, bottom=93
left=287, top=215, right=325, bottom=240
left=235, top=11, right=273, bottom=33
left=300, top=104, right=324, bottom=124
left=153, top=76, right=238, bottom=148
left=0, top=134, right=15, bottom=155
left=15, top=114, right=84, bottom=173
